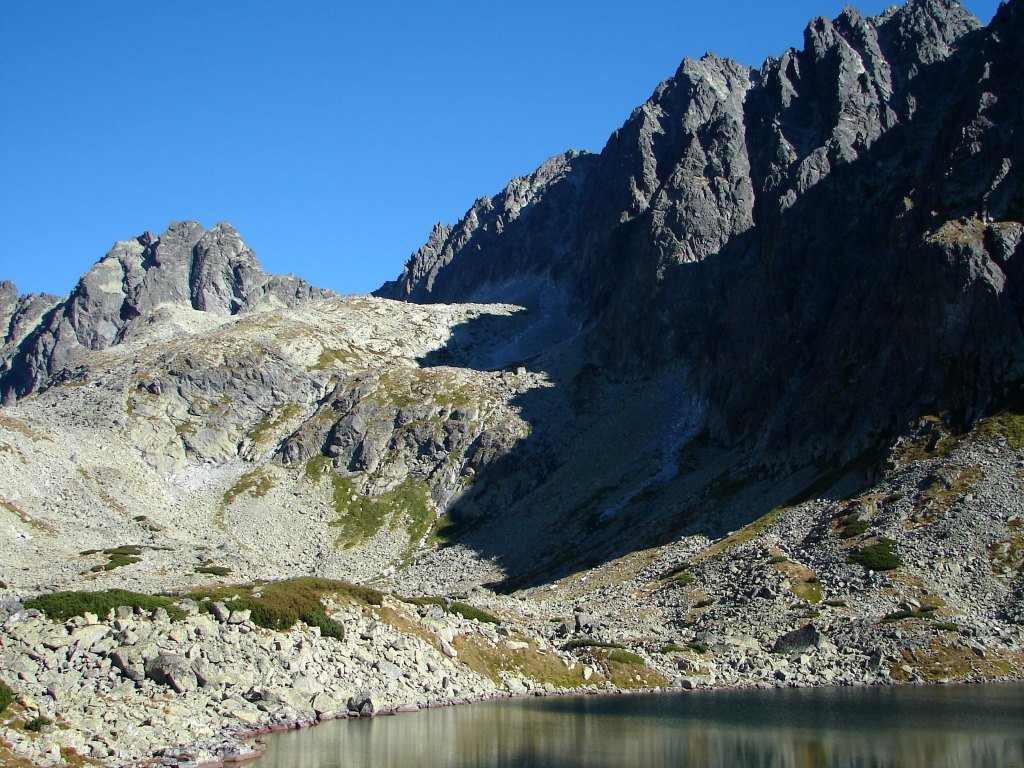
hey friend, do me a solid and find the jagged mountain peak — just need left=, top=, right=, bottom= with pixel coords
left=379, top=0, right=1024, bottom=467
left=0, top=220, right=332, bottom=401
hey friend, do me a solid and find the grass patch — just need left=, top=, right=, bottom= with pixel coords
left=426, top=509, right=459, bottom=547
left=990, top=519, right=1023, bottom=580
left=25, top=590, right=184, bottom=622
left=824, top=599, right=847, bottom=607
left=849, top=537, right=902, bottom=571
left=699, top=505, right=790, bottom=560
left=659, top=643, right=688, bottom=654
left=452, top=634, right=588, bottom=690
left=22, top=716, right=50, bottom=732
left=194, top=565, right=232, bottom=577
left=768, top=555, right=788, bottom=564
left=320, top=473, right=434, bottom=549
left=223, top=469, right=274, bottom=506
left=0, top=414, right=48, bottom=442
left=607, top=649, right=644, bottom=664
left=838, top=514, right=870, bottom=538
left=687, top=642, right=709, bottom=654
left=247, top=404, right=301, bottom=444
left=80, top=546, right=144, bottom=573
left=911, top=465, right=983, bottom=527
left=934, top=622, right=960, bottom=633
left=883, top=605, right=939, bottom=623
left=189, top=577, right=383, bottom=639
left=773, top=560, right=823, bottom=604
left=310, top=347, right=359, bottom=371
left=402, top=596, right=500, bottom=624
left=0, top=681, right=13, bottom=715
left=673, top=572, right=696, bottom=587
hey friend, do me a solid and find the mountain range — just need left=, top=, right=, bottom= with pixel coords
left=0, top=2, right=1022, bottom=765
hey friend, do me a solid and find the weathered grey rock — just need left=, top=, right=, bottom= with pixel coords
left=145, top=652, right=198, bottom=693
left=110, top=646, right=145, bottom=682
left=772, top=624, right=823, bottom=654
left=347, top=691, right=378, bottom=715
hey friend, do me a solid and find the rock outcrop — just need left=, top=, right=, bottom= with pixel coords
left=0, top=221, right=332, bottom=402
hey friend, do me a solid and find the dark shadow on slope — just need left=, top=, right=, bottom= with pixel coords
left=405, top=20, right=1024, bottom=592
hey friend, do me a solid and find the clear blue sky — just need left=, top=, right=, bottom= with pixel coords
left=0, top=1, right=1000, bottom=298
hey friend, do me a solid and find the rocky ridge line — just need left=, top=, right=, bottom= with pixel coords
left=0, top=222, right=332, bottom=403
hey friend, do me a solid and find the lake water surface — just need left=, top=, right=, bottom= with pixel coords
left=256, top=683, right=1024, bottom=768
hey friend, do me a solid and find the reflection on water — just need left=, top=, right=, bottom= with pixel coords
left=257, top=684, right=1024, bottom=768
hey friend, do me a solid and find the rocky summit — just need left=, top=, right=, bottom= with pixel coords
left=1, top=2, right=1023, bottom=766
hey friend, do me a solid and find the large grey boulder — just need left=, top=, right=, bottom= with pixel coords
left=145, top=652, right=198, bottom=693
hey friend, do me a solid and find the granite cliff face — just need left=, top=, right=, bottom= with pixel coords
left=379, top=0, right=1024, bottom=466
left=0, top=221, right=331, bottom=403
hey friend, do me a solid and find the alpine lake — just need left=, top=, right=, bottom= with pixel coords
left=254, top=682, right=1024, bottom=768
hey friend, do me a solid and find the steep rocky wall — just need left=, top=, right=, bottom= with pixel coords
left=378, top=0, right=1024, bottom=466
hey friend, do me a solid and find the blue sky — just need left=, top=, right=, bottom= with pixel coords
left=0, top=1, right=1001, bottom=298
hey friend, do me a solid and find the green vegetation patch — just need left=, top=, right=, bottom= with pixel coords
left=882, top=605, right=939, bottom=623
left=25, top=589, right=184, bottom=622
left=402, top=596, right=500, bottom=624
left=686, top=641, right=709, bottom=654
left=223, top=469, right=274, bottom=506
left=189, top=577, right=383, bottom=639
left=306, top=459, right=434, bottom=548
left=0, top=681, right=14, bottom=715
left=310, top=347, right=360, bottom=371
left=838, top=514, right=870, bottom=538
left=659, top=643, right=688, bottom=654
left=22, top=716, right=50, bottom=732
left=247, top=404, right=301, bottom=444
left=849, top=537, right=902, bottom=571
left=79, top=546, right=144, bottom=573
left=701, top=505, right=790, bottom=559
left=194, top=565, right=232, bottom=577
left=607, top=649, right=644, bottom=665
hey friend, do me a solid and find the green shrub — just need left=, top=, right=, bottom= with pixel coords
left=0, top=680, right=14, bottom=714
left=659, top=643, right=688, bottom=654
left=401, top=596, right=499, bottom=624
left=824, top=599, right=847, bottom=607
left=849, top=538, right=902, bottom=571
left=686, top=641, right=709, bottom=654
left=190, top=577, right=383, bottom=640
left=882, top=605, right=940, bottom=623
left=768, top=555, right=788, bottom=564
left=23, top=715, right=50, bottom=732
left=839, top=517, right=870, bottom=538
left=673, top=573, right=696, bottom=587
left=607, top=649, right=644, bottom=665
left=194, top=565, right=232, bottom=577
left=934, top=622, right=959, bottom=633
left=25, top=589, right=184, bottom=621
